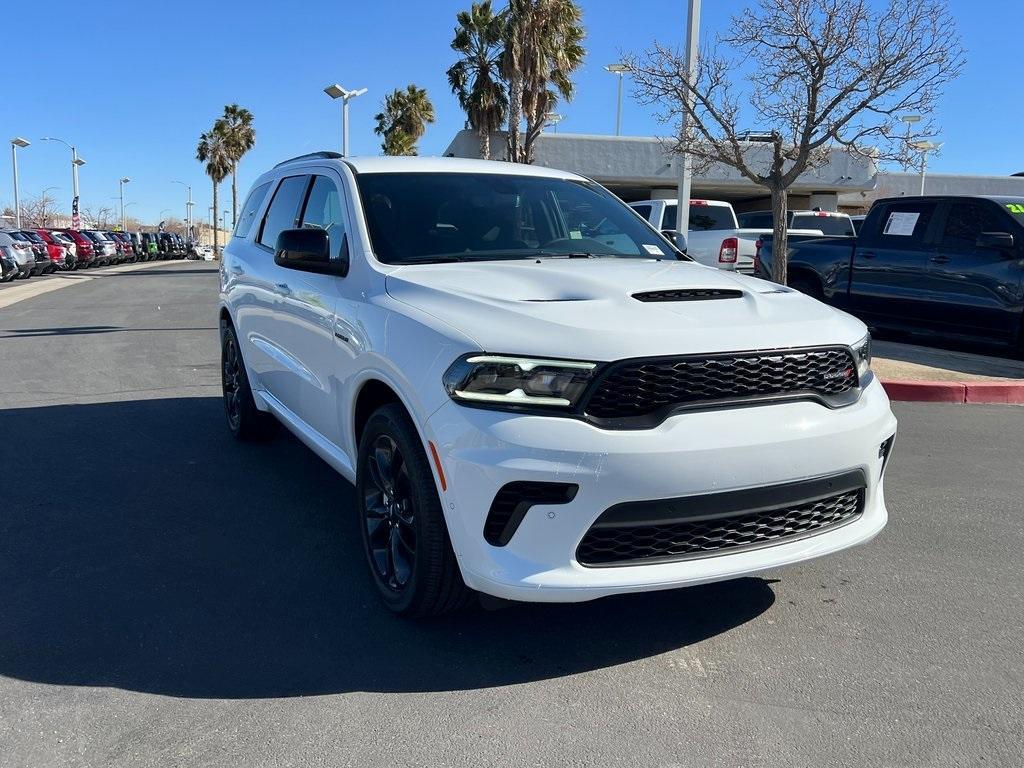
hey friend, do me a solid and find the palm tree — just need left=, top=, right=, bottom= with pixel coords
left=196, top=129, right=231, bottom=258
left=501, top=0, right=586, bottom=164
left=374, top=85, right=436, bottom=156
left=447, top=1, right=507, bottom=160
left=215, top=104, right=256, bottom=228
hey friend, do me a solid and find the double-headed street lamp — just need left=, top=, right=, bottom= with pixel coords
left=41, top=136, right=86, bottom=228
left=9, top=137, right=30, bottom=228
left=172, top=180, right=194, bottom=241
left=324, top=83, right=368, bottom=157
left=604, top=64, right=631, bottom=136
left=910, top=140, right=944, bottom=195
left=119, top=177, right=131, bottom=231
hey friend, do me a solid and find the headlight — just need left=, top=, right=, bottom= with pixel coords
left=443, top=354, right=597, bottom=409
left=852, top=333, right=871, bottom=380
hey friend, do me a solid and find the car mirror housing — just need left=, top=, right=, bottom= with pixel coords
left=661, top=229, right=688, bottom=254
left=976, top=231, right=1015, bottom=253
left=274, top=228, right=348, bottom=276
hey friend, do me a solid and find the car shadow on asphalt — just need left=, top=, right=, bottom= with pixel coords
left=0, top=397, right=774, bottom=699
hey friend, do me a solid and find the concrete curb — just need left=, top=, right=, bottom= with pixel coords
left=881, top=379, right=1024, bottom=405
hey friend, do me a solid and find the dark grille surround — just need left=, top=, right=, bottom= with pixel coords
left=583, top=347, right=859, bottom=423
left=577, top=476, right=865, bottom=567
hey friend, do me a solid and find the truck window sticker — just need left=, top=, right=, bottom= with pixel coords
left=883, top=211, right=920, bottom=236
left=1006, top=203, right=1024, bottom=215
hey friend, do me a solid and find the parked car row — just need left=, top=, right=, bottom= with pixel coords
left=0, top=228, right=193, bottom=282
left=754, top=194, right=1024, bottom=351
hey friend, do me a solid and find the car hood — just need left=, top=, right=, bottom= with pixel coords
left=384, top=258, right=865, bottom=360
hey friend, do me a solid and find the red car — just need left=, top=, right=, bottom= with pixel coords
left=54, top=229, right=96, bottom=269
left=107, top=231, right=137, bottom=263
left=35, top=229, right=76, bottom=270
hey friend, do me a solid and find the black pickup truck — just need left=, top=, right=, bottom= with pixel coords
left=755, top=195, right=1024, bottom=349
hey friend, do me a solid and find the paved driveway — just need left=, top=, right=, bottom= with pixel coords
left=1, top=263, right=1020, bottom=767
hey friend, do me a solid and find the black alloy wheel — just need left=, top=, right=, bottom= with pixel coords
left=220, top=321, right=276, bottom=440
left=362, top=434, right=417, bottom=591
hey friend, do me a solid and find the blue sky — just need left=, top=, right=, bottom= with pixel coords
left=2, top=0, right=1019, bottom=224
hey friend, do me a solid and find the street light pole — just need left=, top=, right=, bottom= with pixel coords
left=172, top=181, right=193, bottom=242
left=910, top=141, right=943, bottom=195
left=324, top=84, right=368, bottom=156
left=675, top=0, right=701, bottom=246
left=41, top=137, right=86, bottom=228
left=119, top=177, right=131, bottom=231
left=10, top=138, right=30, bottom=229
left=604, top=64, right=630, bottom=136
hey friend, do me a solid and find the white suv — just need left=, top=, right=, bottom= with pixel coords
left=220, top=153, right=897, bottom=617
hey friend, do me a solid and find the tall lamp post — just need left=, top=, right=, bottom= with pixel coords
left=910, top=140, right=943, bottom=195
left=323, top=83, right=368, bottom=157
left=118, top=177, right=131, bottom=231
left=675, top=0, right=701, bottom=247
left=172, top=180, right=193, bottom=242
left=9, top=137, right=30, bottom=228
left=41, top=136, right=86, bottom=228
left=604, top=64, right=630, bottom=136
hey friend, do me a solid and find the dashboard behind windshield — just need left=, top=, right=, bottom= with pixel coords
left=354, top=172, right=675, bottom=264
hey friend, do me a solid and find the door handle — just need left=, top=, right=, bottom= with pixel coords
left=274, top=282, right=291, bottom=294
left=859, top=251, right=875, bottom=259
left=929, top=255, right=950, bottom=264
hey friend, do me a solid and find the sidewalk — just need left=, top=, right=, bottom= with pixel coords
left=873, top=340, right=1024, bottom=404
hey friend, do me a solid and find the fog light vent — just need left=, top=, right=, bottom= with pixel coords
left=484, top=482, right=578, bottom=546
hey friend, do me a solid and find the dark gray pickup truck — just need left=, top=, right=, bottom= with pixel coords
left=755, top=195, right=1024, bottom=349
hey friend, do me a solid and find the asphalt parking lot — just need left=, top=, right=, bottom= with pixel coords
left=1, top=261, right=1021, bottom=767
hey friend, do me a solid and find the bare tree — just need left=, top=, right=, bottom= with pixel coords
left=627, top=0, right=964, bottom=284
left=21, top=192, right=61, bottom=228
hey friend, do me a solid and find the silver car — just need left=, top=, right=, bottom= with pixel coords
left=0, top=231, right=34, bottom=278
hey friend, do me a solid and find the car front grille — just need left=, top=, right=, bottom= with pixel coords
left=583, top=347, right=858, bottom=421
left=576, top=483, right=864, bottom=567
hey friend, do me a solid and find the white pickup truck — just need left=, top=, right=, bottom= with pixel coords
left=629, top=198, right=829, bottom=274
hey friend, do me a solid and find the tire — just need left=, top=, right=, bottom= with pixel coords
left=788, top=274, right=822, bottom=300
left=220, top=320, right=277, bottom=440
left=356, top=404, right=473, bottom=618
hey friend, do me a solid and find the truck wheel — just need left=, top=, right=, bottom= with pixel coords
left=357, top=404, right=473, bottom=618
left=788, top=275, right=822, bottom=300
left=220, top=321, right=277, bottom=440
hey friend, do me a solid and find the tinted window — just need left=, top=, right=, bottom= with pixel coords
left=630, top=204, right=653, bottom=222
left=791, top=214, right=855, bottom=236
left=737, top=211, right=773, bottom=229
left=259, top=176, right=309, bottom=249
left=872, top=201, right=936, bottom=246
left=940, top=203, right=1007, bottom=252
left=662, top=203, right=735, bottom=232
left=355, top=173, right=673, bottom=264
left=234, top=181, right=272, bottom=238
left=300, top=175, right=348, bottom=259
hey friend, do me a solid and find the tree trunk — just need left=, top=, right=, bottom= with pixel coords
left=507, top=75, right=523, bottom=163
left=480, top=128, right=490, bottom=160
left=231, top=164, right=238, bottom=229
left=770, top=186, right=788, bottom=285
left=213, top=181, right=219, bottom=260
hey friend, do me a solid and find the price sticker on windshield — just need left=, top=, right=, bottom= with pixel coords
left=883, top=211, right=920, bottom=236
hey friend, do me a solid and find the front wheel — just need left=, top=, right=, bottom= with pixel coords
left=357, top=404, right=473, bottom=617
left=220, top=321, right=277, bottom=440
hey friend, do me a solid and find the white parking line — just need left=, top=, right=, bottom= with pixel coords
left=0, top=261, right=195, bottom=311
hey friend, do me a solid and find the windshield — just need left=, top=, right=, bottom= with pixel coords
left=355, top=172, right=676, bottom=264
left=790, top=213, right=855, bottom=236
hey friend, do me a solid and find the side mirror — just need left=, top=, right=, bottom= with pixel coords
left=976, top=231, right=1015, bottom=252
left=275, top=228, right=348, bottom=276
left=662, top=229, right=687, bottom=253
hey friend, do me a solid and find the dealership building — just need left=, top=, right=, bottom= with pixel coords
left=444, top=130, right=1024, bottom=213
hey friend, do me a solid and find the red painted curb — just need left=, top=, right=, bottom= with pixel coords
left=881, top=379, right=1024, bottom=405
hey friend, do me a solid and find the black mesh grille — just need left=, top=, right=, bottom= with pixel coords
left=632, top=288, right=743, bottom=302
left=577, top=489, right=863, bottom=566
left=584, top=348, right=857, bottom=420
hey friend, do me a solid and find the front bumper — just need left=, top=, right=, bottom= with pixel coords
left=427, top=377, right=896, bottom=603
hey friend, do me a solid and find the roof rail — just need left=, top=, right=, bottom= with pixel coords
left=273, top=151, right=343, bottom=168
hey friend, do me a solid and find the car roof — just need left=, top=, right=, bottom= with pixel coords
left=630, top=198, right=732, bottom=207
left=874, top=194, right=1024, bottom=205
left=272, top=153, right=588, bottom=182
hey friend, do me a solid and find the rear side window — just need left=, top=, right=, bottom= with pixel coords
left=663, top=204, right=735, bottom=232
left=630, top=204, right=653, bottom=223
left=737, top=211, right=773, bottom=229
left=872, top=201, right=937, bottom=246
left=259, top=176, right=309, bottom=249
left=234, top=181, right=272, bottom=238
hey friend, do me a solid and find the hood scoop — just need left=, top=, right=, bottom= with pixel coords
left=632, top=288, right=743, bottom=303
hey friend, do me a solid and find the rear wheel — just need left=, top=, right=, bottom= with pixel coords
left=220, top=321, right=277, bottom=440
left=357, top=404, right=473, bottom=617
